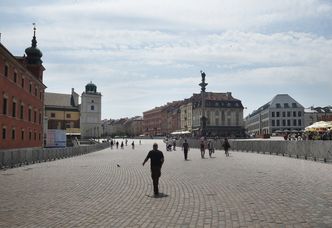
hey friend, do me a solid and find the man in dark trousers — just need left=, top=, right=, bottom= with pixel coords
left=142, top=143, right=164, bottom=196
left=182, top=139, right=189, bottom=160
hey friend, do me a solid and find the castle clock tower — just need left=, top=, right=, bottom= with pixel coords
left=80, top=82, right=102, bottom=139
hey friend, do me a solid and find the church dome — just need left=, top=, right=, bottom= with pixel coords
left=85, top=81, right=97, bottom=93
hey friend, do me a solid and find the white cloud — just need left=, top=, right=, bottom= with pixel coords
left=1, top=0, right=332, bottom=118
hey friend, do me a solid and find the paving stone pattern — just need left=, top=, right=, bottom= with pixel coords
left=0, top=139, right=332, bottom=227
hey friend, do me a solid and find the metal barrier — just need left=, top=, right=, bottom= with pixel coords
left=0, top=143, right=110, bottom=169
left=182, top=139, right=332, bottom=163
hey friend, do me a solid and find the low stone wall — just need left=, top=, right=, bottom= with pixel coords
left=181, top=139, right=332, bottom=163
left=0, top=143, right=110, bottom=169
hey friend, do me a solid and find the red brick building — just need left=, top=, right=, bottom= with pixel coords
left=143, top=100, right=184, bottom=136
left=0, top=28, right=46, bottom=150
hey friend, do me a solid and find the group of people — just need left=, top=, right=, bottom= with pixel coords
left=199, top=138, right=230, bottom=158
left=110, top=139, right=141, bottom=150
left=142, top=138, right=231, bottom=196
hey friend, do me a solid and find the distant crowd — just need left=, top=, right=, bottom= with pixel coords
left=283, top=131, right=332, bottom=141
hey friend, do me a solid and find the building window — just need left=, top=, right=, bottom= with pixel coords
left=66, top=113, right=71, bottom=118
left=20, top=104, right=24, bottom=119
left=276, top=120, right=280, bottom=126
left=11, top=128, right=15, bottom=140
left=3, top=97, right=8, bottom=115
left=12, top=100, right=17, bottom=118
left=282, top=112, right=286, bottom=117
left=91, top=105, right=94, bottom=111
left=21, top=78, right=25, bottom=88
left=293, top=119, right=297, bottom=126
left=14, top=72, right=17, bottom=82
left=272, top=120, right=275, bottom=126
left=282, top=120, right=286, bottom=126
left=298, top=111, right=302, bottom=117
left=39, top=113, right=42, bottom=124
left=284, top=103, right=289, bottom=108
left=29, top=83, right=32, bottom=93
left=28, top=107, right=32, bottom=121
left=293, top=111, right=296, bottom=117
left=235, top=112, right=239, bottom=125
left=51, top=113, right=55, bottom=118
left=29, top=131, right=32, bottom=140
left=298, top=119, right=302, bottom=126
left=276, top=112, right=280, bottom=117
left=34, top=132, right=36, bottom=140
left=39, top=133, right=41, bottom=140
left=292, top=103, right=297, bottom=108
left=272, top=112, right=275, bottom=117
left=34, top=111, right=37, bottom=123
left=91, top=100, right=94, bottom=103
left=276, top=103, right=281, bottom=108
left=2, top=127, right=6, bottom=140
left=287, top=119, right=291, bottom=126
left=21, top=130, right=24, bottom=140
left=4, top=65, right=8, bottom=77
left=287, top=111, right=291, bottom=117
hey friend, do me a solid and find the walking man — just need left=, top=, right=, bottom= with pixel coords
left=142, top=143, right=164, bottom=196
left=200, top=140, right=205, bottom=158
left=222, top=138, right=230, bottom=157
left=182, top=139, right=189, bottom=160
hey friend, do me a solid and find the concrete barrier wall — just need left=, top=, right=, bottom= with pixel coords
left=181, top=139, right=332, bottom=163
left=0, top=143, right=110, bottom=169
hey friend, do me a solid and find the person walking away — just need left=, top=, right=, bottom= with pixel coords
left=208, top=140, right=214, bottom=158
left=110, top=140, right=114, bottom=149
left=182, top=139, right=190, bottom=160
left=116, top=141, right=119, bottom=149
left=172, top=139, right=176, bottom=151
left=131, top=141, right=135, bottom=149
left=142, top=143, right=164, bottom=196
left=121, top=141, right=124, bottom=149
left=200, top=140, right=205, bottom=158
left=222, top=138, right=230, bottom=157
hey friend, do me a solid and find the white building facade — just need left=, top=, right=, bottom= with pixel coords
left=180, top=102, right=193, bottom=132
left=80, top=82, right=102, bottom=139
left=244, top=94, right=305, bottom=135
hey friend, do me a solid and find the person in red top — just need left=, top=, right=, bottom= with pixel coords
left=142, top=143, right=164, bottom=196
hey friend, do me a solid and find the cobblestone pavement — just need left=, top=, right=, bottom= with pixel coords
left=1, top=139, right=332, bottom=228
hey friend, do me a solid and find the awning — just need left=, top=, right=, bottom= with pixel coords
left=66, top=133, right=81, bottom=136
left=170, top=131, right=191, bottom=135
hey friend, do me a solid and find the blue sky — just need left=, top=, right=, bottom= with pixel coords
left=1, top=0, right=332, bottom=119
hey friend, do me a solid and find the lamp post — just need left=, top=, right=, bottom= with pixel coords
left=199, top=71, right=208, bottom=137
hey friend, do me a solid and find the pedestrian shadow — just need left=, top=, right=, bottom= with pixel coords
left=146, top=193, right=169, bottom=198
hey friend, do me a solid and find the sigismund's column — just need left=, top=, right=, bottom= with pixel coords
left=199, top=71, right=208, bottom=137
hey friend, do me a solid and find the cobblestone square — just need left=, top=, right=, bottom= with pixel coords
left=1, top=140, right=332, bottom=227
